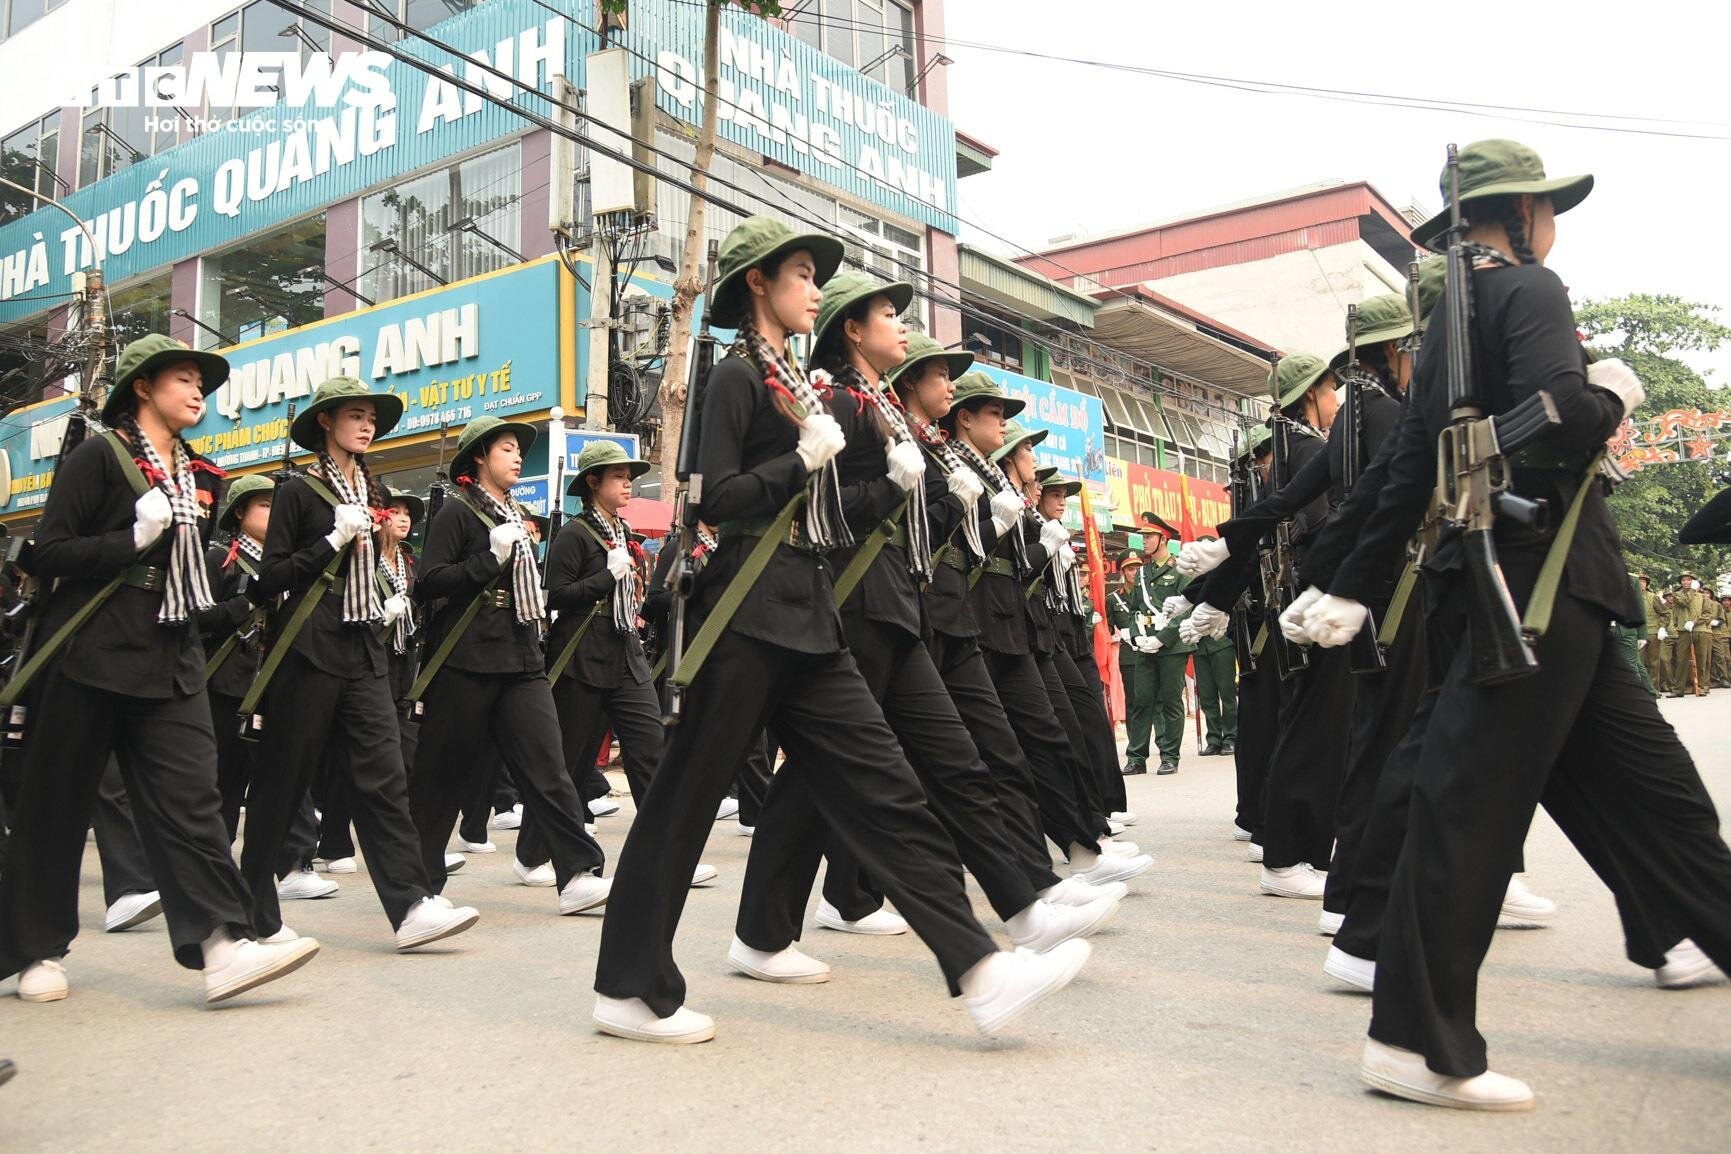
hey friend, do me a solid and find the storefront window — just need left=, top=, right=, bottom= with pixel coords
left=1, top=112, right=59, bottom=224
left=1, top=0, right=63, bottom=41
left=196, top=214, right=327, bottom=349
left=106, top=276, right=174, bottom=353
left=359, top=142, right=521, bottom=304
left=809, top=0, right=917, bottom=98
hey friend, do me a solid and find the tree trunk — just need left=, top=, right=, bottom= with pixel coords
left=656, top=0, right=722, bottom=496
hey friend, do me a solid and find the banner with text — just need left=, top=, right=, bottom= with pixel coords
left=1105, top=457, right=1229, bottom=538
left=977, top=364, right=1106, bottom=490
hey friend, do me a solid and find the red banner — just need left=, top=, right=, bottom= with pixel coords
left=1077, top=482, right=1118, bottom=719
left=1106, top=457, right=1231, bottom=538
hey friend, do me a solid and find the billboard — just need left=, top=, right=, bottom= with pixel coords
left=976, top=364, right=1106, bottom=491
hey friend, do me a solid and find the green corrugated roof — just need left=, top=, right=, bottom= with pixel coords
left=959, top=244, right=1097, bottom=329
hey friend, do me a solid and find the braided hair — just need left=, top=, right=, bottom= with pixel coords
left=1471, top=194, right=1538, bottom=265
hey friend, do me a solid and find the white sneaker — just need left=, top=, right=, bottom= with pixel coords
left=593, top=995, right=715, bottom=1044
left=1359, top=1038, right=1534, bottom=1111
left=261, top=924, right=298, bottom=944
left=513, top=859, right=556, bottom=887
left=322, top=857, right=358, bottom=874
left=1110, top=810, right=1139, bottom=827
left=1324, top=945, right=1375, bottom=992
left=454, top=836, right=496, bottom=854
left=964, top=940, right=1091, bottom=1035
left=1101, top=838, right=1140, bottom=857
left=691, top=864, right=719, bottom=887
left=204, top=936, right=320, bottom=1003
left=1008, top=897, right=1118, bottom=954
left=559, top=873, right=612, bottom=915
left=1260, top=863, right=1325, bottom=899
left=1041, top=877, right=1128, bottom=907
left=1497, top=876, right=1556, bottom=928
left=1655, top=939, right=1727, bottom=989
left=716, top=797, right=740, bottom=821
left=737, top=823, right=755, bottom=837
left=588, top=797, right=621, bottom=818
left=443, top=853, right=465, bottom=874
left=1319, top=908, right=1345, bottom=936
left=395, top=896, right=480, bottom=950
left=1233, top=824, right=1254, bottom=842
left=489, top=804, right=523, bottom=831
left=17, top=959, right=67, bottom=1003
left=586, top=823, right=597, bottom=836
left=1246, top=842, right=1264, bottom=863
left=104, top=891, right=163, bottom=932
left=1072, top=852, right=1152, bottom=887
left=815, top=899, right=908, bottom=936
left=728, top=936, right=832, bottom=983
left=1107, top=819, right=1126, bottom=836
left=277, top=870, right=339, bottom=900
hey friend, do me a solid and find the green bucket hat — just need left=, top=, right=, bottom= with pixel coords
left=945, top=371, right=1025, bottom=425
left=384, top=485, right=425, bottom=526
left=1039, top=467, right=1082, bottom=497
left=452, top=415, right=537, bottom=476
left=1331, top=294, right=1415, bottom=371
left=808, top=270, right=914, bottom=367
left=216, top=473, right=274, bottom=531
left=565, top=439, right=650, bottom=496
left=709, top=216, right=846, bottom=329
left=1410, top=256, right=1448, bottom=332
left=887, top=332, right=973, bottom=392
left=1234, top=423, right=1273, bottom=459
left=106, top=334, right=230, bottom=425
left=289, top=376, right=406, bottom=451
left=1410, top=139, right=1593, bottom=253
left=1275, top=353, right=1331, bottom=409
left=992, top=419, right=1048, bottom=462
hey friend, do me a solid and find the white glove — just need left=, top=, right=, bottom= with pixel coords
left=1151, top=611, right=1170, bottom=632
left=1190, top=601, right=1230, bottom=639
left=1304, top=594, right=1370, bottom=648
left=1658, top=626, right=1669, bottom=640
left=1714, top=619, right=1724, bottom=628
left=1178, top=617, right=1202, bottom=645
left=795, top=412, right=845, bottom=473
left=1133, top=634, right=1161, bottom=654
left=1279, top=585, right=1325, bottom=643
left=1639, top=639, right=1648, bottom=650
left=489, top=522, right=524, bottom=564
left=324, top=504, right=371, bottom=551
left=132, top=488, right=173, bottom=551
left=944, top=465, right=984, bottom=507
left=990, top=490, right=1023, bottom=535
left=1114, top=627, right=1130, bottom=643
left=606, top=546, right=632, bottom=581
left=1685, top=620, right=1696, bottom=632
left=1587, top=357, right=1645, bottom=419
left=1091, top=611, right=1103, bottom=626
left=382, top=594, right=408, bottom=625
left=1176, top=538, right=1230, bottom=577
left=1058, top=542, right=1077, bottom=569
left=1039, top=519, right=1068, bottom=554
left=885, top=440, right=926, bottom=492
left=1163, top=595, right=1193, bottom=618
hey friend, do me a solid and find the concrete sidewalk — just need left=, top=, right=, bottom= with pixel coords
left=1, top=697, right=1727, bottom=1152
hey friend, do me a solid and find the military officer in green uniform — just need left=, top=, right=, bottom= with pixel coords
left=1138, top=516, right=1193, bottom=775
left=1615, top=573, right=1656, bottom=697
left=1188, top=534, right=1237, bottom=754
left=1713, top=595, right=1731, bottom=688
left=1107, top=552, right=1155, bottom=774
left=1671, top=572, right=1714, bottom=696
left=1638, top=574, right=1666, bottom=693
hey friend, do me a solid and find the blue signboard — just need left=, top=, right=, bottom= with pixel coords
left=510, top=476, right=549, bottom=515
left=977, top=365, right=1106, bottom=490
left=183, top=258, right=566, bottom=471
left=0, top=395, right=79, bottom=517
left=0, top=0, right=957, bottom=325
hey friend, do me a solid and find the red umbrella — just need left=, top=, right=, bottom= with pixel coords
left=619, top=496, right=674, bottom=537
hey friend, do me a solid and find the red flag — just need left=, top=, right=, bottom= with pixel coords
left=1078, top=483, right=1112, bottom=685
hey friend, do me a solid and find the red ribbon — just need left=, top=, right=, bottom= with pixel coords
left=222, top=537, right=241, bottom=567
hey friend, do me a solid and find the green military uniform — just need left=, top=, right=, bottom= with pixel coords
left=1614, top=574, right=1655, bottom=696
left=1670, top=578, right=1714, bottom=696
left=1141, top=551, right=1194, bottom=773
left=1190, top=540, right=1237, bottom=752
left=1107, top=557, right=1156, bottom=773
left=1713, top=598, right=1731, bottom=688
left=1641, top=579, right=1667, bottom=692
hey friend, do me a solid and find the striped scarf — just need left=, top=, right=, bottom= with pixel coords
left=951, top=437, right=1027, bottom=570
left=465, top=481, right=547, bottom=625
left=584, top=505, right=638, bottom=634
left=733, top=320, right=852, bottom=551
left=315, top=454, right=384, bottom=625
left=910, top=417, right=985, bottom=562
left=1032, top=509, right=1086, bottom=615
left=830, top=365, right=931, bottom=581
left=130, top=431, right=215, bottom=625
left=380, top=547, right=415, bottom=655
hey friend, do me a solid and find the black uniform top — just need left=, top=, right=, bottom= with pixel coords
left=31, top=433, right=219, bottom=699
left=1327, top=263, right=1639, bottom=623
left=379, top=548, right=420, bottom=700
left=1023, top=515, right=1059, bottom=658
left=1679, top=486, right=1731, bottom=545
left=256, top=472, right=386, bottom=679
left=416, top=491, right=544, bottom=675
left=544, top=513, right=652, bottom=689
left=964, top=462, right=1052, bottom=657
left=689, top=354, right=843, bottom=655
left=919, top=442, right=988, bottom=640
left=198, top=540, right=263, bottom=699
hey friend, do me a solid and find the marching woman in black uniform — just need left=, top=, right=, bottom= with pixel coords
left=245, top=376, right=477, bottom=951
left=0, top=334, right=317, bottom=1004
left=593, top=218, right=1091, bottom=1044
left=407, top=416, right=612, bottom=915
left=1304, top=140, right=1731, bottom=1108
left=200, top=473, right=272, bottom=843
left=730, top=270, right=1118, bottom=982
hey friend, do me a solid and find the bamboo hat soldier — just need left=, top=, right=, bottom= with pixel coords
left=404, top=414, right=616, bottom=915
left=243, top=375, right=478, bottom=952
left=200, top=473, right=274, bottom=843
left=593, top=218, right=1094, bottom=1045
left=0, top=334, right=319, bottom=1005
left=1302, top=139, right=1731, bottom=1109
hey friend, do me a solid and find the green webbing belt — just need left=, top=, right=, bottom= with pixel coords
left=933, top=542, right=965, bottom=572
left=205, top=555, right=262, bottom=680
left=0, top=434, right=153, bottom=707
left=1377, top=562, right=1420, bottom=647
left=968, top=553, right=1016, bottom=590
left=1519, top=454, right=1602, bottom=640
left=238, top=550, right=343, bottom=716
left=1026, top=576, right=1046, bottom=600
left=1251, top=623, right=1269, bottom=659
left=668, top=493, right=805, bottom=690
left=405, top=495, right=503, bottom=704
left=832, top=499, right=908, bottom=607
left=546, top=603, right=604, bottom=684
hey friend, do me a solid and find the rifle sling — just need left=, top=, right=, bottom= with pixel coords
left=1520, top=454, right=1602, bottom=640
left=406, top=494, right=505, bottom=703
left=1377, top=561, right=1421, bottom=648
left=832, top=499, right=907, bottom=606
left=668, top=493, right=804, bottom=690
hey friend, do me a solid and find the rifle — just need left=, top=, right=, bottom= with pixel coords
left=1227, top=420, right=1258, bottom=675
left=1339, top=305, right=1386, bottom=674
left=273, top=402, right=299, bottom=482
left=427, top=417, right=451, bottom=522
left=1434, top=143, right=1562, bottom=686
left=1259, top=356, right=1311, bottom=681
left=661, top=238, right=721, bottom=727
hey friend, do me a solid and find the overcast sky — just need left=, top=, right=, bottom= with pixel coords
left=942, top=0, right=1731, bottom=384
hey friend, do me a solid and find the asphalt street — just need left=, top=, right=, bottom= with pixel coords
left=2, top=695, right=1727, bottom=1152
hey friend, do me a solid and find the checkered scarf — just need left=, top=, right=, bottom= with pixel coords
left=464, top=481, right=547, bottom=625
left=232, top=533, right=263, bottom=567
left=733, top=319, right=852, bottom=551
left=315, top=454, right=384, bottom=625
left=910, top=417, right=985, bottom=562
left=379, top=547, right=415, bottom=655
left=1031, top=508, right=1085, bottom=614
left=951, top=437, right=1027, bottom=570
left=129, top=431, right=215, bottom=625
left=584, top=505, right=639, bottom=634
left=827, top=365, right=931, bottom=582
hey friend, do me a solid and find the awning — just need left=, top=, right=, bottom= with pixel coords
left=960, top=244, right=1098, bottom=329
left=1091, top=294, right=1276, bottom=396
